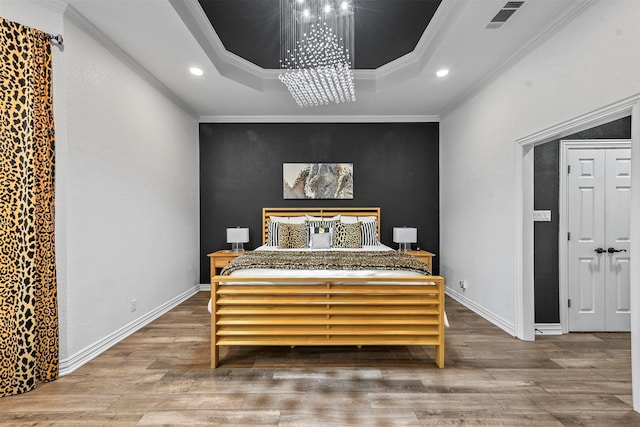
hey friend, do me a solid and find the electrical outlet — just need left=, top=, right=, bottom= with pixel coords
left=459, top=280, right=468, bottom=291
left=130, top=299, right=137, bottom=312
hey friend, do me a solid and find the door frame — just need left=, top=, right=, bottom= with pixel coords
left=559, top=139, right=632, bottom=334
left=514, top=93, right=640, bottom=411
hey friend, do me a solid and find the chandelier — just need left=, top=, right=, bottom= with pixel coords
left=279, top=0, right=356, bottom=107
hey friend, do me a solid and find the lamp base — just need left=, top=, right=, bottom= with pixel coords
left=398, top=242, right=411, bottom=252
left=230, top=243, right=245, bottom=252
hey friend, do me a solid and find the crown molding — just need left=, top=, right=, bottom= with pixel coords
left=199, top=115, right=440, bottom=124
left=33, top=0, right=68, bottom=15
left=440, top=0, right=596, bottom=118
left=65, top=4, right=196, bottom=118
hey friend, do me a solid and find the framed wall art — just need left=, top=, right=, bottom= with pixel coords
left=283, top=163, right=353, bottom=199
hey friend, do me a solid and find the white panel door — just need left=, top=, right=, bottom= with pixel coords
left=567, top=147, right=631, bottom=332
left=567, top=149, right=606, bottom=331
left=604, top=149, right=631, bottom=331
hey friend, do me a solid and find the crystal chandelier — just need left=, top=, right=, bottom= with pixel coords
left=279, top=0, right=356, bottom=107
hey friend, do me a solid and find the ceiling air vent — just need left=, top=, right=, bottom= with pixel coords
left=486, top=1, right=525, bottom=30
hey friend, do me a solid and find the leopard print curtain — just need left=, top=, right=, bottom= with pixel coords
left=0, top=17, right=59, bottom=397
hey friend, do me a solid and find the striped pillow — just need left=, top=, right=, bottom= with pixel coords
left=360, top=221, right=379, bottom=246
left=266, top=221, right=279, bottom=246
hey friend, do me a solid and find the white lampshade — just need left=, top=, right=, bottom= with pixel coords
left=393, top=227, right=417, bottom=252
left=226, top=227, right=249, bottom=251
left=393, top=227, right=417, bottom=243
left=227, top=227, right=249, bottom=243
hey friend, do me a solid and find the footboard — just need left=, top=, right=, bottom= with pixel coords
left=210, top=276, right=445, bottom=368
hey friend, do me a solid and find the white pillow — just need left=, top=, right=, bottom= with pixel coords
left=306, top=214, right=340, bottom=222
left=340, top=216, right=359, bottom=224
left=289, top=216, right=307, bottom=224
left=269, top=216, right=290, bottom=223
left=310, top=232, right=331, bottom=249
left=269, top=216, right=306, bottom=224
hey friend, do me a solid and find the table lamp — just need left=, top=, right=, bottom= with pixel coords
left=226, top=227, right=249, bottom=252
left=393, top=227, right=417, bottom=252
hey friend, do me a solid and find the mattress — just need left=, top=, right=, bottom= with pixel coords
left=226, top=244, right=427, bottom=278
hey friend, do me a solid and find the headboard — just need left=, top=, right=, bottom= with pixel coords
left=262, top=207, right=381, bottom=245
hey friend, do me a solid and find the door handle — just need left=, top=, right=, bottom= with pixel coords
left=607, top=247, right=627, bottom=254
left=594, top=247, right=605, bottom=254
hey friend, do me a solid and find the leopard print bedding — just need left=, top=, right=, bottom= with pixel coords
left=221, top=249, right=432, bottom=276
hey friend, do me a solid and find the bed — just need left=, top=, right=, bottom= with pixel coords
left=209, top=207, right=446, bottom=368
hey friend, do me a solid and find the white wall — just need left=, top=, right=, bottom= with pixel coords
left=1, top=0, right=200, bottom=369
left=440, top=0, right=640, bottom=334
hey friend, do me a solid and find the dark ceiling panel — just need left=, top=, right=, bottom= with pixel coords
left=198, top=0, right=442, bottom=70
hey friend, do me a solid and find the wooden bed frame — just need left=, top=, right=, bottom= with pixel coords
left=209, top=207, right=445, bottom=368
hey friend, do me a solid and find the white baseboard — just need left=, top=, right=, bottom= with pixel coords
left=534, top=323, right=563, bottom=335
left=59, top=285, right=201, bottom=376
left=445, top=287, right=516, bottom=336
left=199, top=283, right=211, bottom=291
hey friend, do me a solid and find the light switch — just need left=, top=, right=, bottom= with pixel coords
left=533, top=210, right=552, bottom=222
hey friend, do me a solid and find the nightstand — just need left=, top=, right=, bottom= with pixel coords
left=405, top=250, right=435, bottom=272
left=208, top=250, right=247, bottom=275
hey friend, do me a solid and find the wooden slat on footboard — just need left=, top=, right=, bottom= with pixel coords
left=210, top=276, right=445, bottom=368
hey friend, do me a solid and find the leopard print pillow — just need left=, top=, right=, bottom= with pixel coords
left=333, top=222, right=362, bottom=248
left=278, top=223, right=308, bottom=249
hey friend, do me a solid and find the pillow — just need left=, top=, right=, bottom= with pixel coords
left=269, top=216, right=290, bottom=223
left=289, top=216, right=307, bottom=224
left=361, top=221, right=379, bottom=246
left=278, top=223, right=308, bottom=249
left=306, top=220, right=337, bottom=246
left=308, top=224, right=332, bottom=248
left=266, top=221, right=280, bottom=246
left=339, top=216, right=358, bottom=224
left=269, top=216, right=306, bottom=224
left=307, top=219, right=337, bottom=228
left=333, top=222, right=362, bottom=248
left=357, top=216, right=377, bottom=223
left=306, top=214, right=340, bottom=222
left=310, top=232, right=331, bottom=249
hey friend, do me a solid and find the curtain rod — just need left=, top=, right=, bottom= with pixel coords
left=48, top=33, right=64, bottom=47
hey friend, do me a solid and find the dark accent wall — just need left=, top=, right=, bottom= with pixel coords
left=199, top=122, right=440, bottom=283
left=533, top=116, right=631, bottom=323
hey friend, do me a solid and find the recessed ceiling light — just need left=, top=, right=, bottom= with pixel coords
left=189, top=67, right=204, bottom=76
left=436, top=68, right=450, bottom=78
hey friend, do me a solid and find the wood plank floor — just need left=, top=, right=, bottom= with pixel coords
left=0, top=291, right=638, bottom=426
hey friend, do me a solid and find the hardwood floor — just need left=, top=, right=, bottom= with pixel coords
left=0, top=291, right=638, bottom=426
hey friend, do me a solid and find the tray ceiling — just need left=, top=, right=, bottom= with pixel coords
left=64, top=0, right=591, bottom=119
left=198, top=0, right=442, bottom=70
